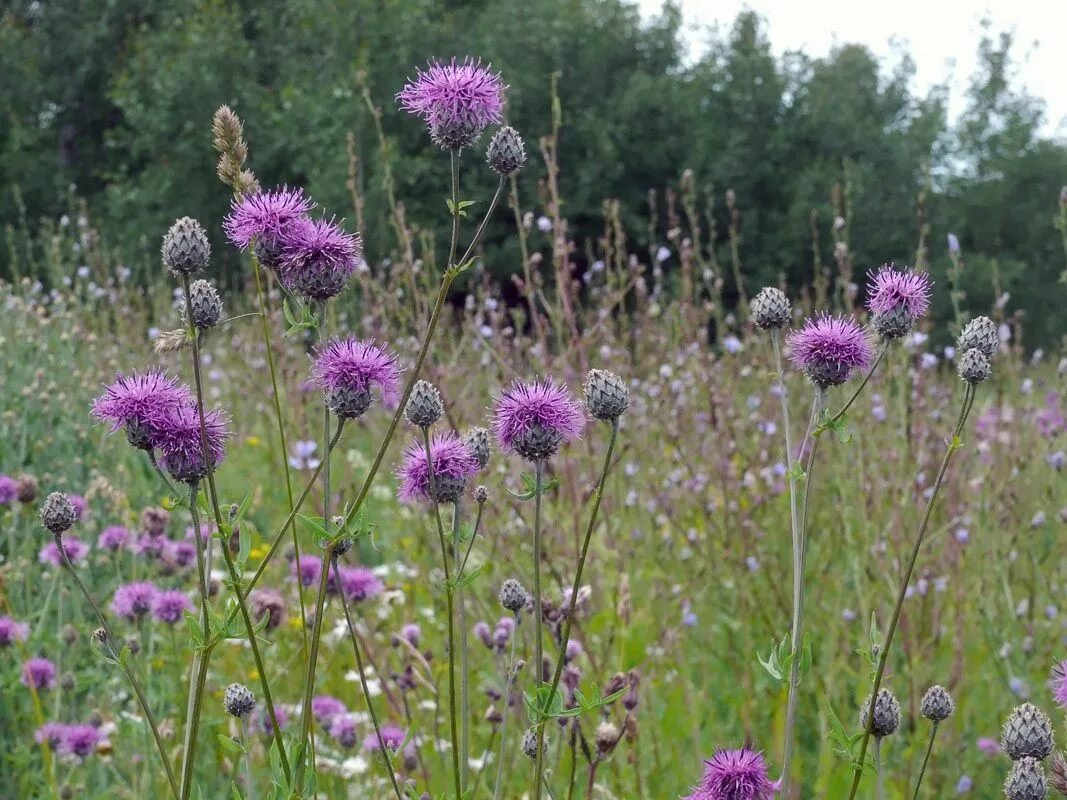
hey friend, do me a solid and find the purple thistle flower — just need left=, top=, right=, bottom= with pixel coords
left=0, top=475, right=16, bottom=505
left=151, top=589, right=193, bottom=625
left=131, top=533, right=168, bottom=558
left=977, top=737, right=1001, bottom=756
left=68, top=494, right=87, bottom=520
left=91, top=371, right=194, bottom=449
left=397, top=57, right=506, bottom=148
left=111, top=582, right=160, bottom=621
left=39, top=537, right=89, bottom=568
left=253, top=704, right=289, bottom=736
left=400, top=623, right=421, bottom=647
left=312, top=695, right=347, bottom=723
left=1050, top=660, right=1067, bottom=711
left=363, top=723, right=409, bottom=754
left=683, top=748, right=777, bottom=800
left=0, top=615, right=30, bottom=647
left=329, top=712, right=360, bottom=748
left=58, top=723, right=104, bottom=759
left=310, top=337, right=401, bottom=419
left=153, top=404, right=230, bottom=484
left=336, top=565, right=384, bottom=602
left=396, top=432, right=480, bottom=504
left=22, top=657, right=57, bottom=690
left=277, top=217, right=361, bottom=302
left=163, top=539, right=197, bottom=570
left=250, top=588, right=287, bottom=630
left=787, top=314, right=874, bottom=388
left=290, top=554, right=323, bottom=588
left=36, top=722, right=68, bottom=749
left=98, top=525, right=131, bottom=551
left=223, top=187, right=314, bottom=257
left=492, top=377, right=585, bottom=462
left=866, top=265, right=933, bottom=339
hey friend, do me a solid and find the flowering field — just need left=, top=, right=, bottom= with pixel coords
left=1, top=58, right=1067, bottom=800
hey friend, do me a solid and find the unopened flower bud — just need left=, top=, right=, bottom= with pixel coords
left=958, top=315, right=998, bottom=357
left=521, top=728, right=543, bottom=759
left=473, top=485, right=488, bottom=504
left=584, top=369, right=629, bottom=421
left=223, top=682, right=257, bottom=718
left=40, top=492, right=76, bottom=535
left=1002, top=703, right=1054, bottom=761
left=958, top=347, right=992, bottom=384
left=861, top=688, right=900, bottom=738
left=751, top=286, right=791, bottom=330
left=405, top=380, right=444, bottom=428
left=499, top=579, right=528, bottom=613
left=1005, top=756, right=1047, bottom=800
left=162, top=217, right=210, bottom=276
left=186, top=279, right=223, bottom=329
left=463, top=427, right=491, bottom=470
left=920, top=685, right=955, bottom=722
left=595, top=721, right=619, bottom=756
left=486, top=126, right=527, bottom=176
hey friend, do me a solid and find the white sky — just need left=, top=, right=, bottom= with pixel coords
left=637, top=0, right=1067, bottom=138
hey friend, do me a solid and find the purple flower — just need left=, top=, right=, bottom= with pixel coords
left=58, top=723, right=104, bottom=759
left=787, top=315, right=874, bottom=388
left=329, top=712, right=360, bottom=748
left=151, top=589, right=193, bottom=625
left=68, top=494, right=88, bottom=520
left=111, top=582, right=160, bottom=621
left=250, top=588, right=287, bottom=630
left=947, top=233, right=961, bottom=253
left=0, top=475, right=16, bottom=505
left=253, top=704, right=289, bottom=736
left=91, top=371, right=193, bottom=447
left=683, top=748, right=777, bottom=800
left=491, top=377, right=585, bottom=461
left=363, top=724, right=409, bottom=754
left=290, top=555, right=323, bottom=587
left=39, top=537, right=89, bottom=568
left=977, top=737, right=1001, bottom=757
left=0, top=615, right=29, bottom=647
left=163, top=539, right=197, bottom=570
left=396, top=432, right=480, bottom=504
left=278, top=217, right=361, bottom=302
left=866, top=265, right=933, bottom=332
left=36, top=722, right=68, bottom=749
left=153, top=404, right=230, bottom=484
left=400, top=623, right=421, bottom=647
left=1050, top=660, right=1067, bottom=711
left=310, top=337, right=401, bottom=416
left=131, top=533, right=168, bottom=558
left=224, top=187, right=314, bottom=254
left=22, top=657, right=57, bottom=690
left=98, top=525, right=131, bottom=551
left=396, top=58, right=506, bottom=148
left=312, top=695, right=347, bottom=723
left=956, top=775, right=972, bottom=793
left=336, top=566, right=384, bottom=602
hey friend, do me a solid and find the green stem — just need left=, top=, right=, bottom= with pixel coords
left=454, top=500, right=471, bottom=792
left=330, top=554, right=404, bottom=800
left=297, top=542, right=333, bottom=788
left=874, top=738, right=883, bottom=800
left=493, top=626, right=520, bottom=800
left=912, top=723, right=939, bottom=800
left=241, top=717, right=254, bottom=800
left=533, top=460, right=547, bottom=800
left=846, top=383, right=976, bottom=799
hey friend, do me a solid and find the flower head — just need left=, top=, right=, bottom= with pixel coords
left=111, top=582, right=160, bottom=621
left=397, top=432, right=479, bottom=504
left=363, top=724, right=409, bottom=754
left=224, top=187, right=315, bottom=264
left=153, top=404, right=230, bottom=484
left=866, top=265, right=933, bottom=339
left=278, top=217, right=360, bottom=302
left=788, top=314, right=874, bottom=388
left=312, top=695, right=347, bottom=722
left=59, top=724, right=104, bottom=759
left=98, top=525, right=131, bottom=551
left=683, top=747, right=776, bottom=800
left=250, top=588, right=287, bottom=630
left=0, top=615, right=30, bottom=647
left=335, top=565, right=384, bottom=602
left=1051, top=660, right=1067, bottom=712
left=492, top=378, right=585, bottom=461
left=310, top=337, right=401, bottom=419
left=35, top=722, right=68, bottom=749
left=224, top=683, right=257, bottom=718
left=397, top=58, right=506, bottom=149
left=329, top=713, right=359, bottom=748
left=152, top=589, right=193, bottom=625
left=0, top=475, right=16, bottom=505
left=92, top=371, right=193, bottom=449
left=22, top=657, right=57, bottom=690
left=290, top=554, right=323, bottom=588
left=39, top=537, right=89, bottom=568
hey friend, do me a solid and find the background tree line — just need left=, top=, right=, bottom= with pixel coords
left=2, top=0, right=1065, bottom=345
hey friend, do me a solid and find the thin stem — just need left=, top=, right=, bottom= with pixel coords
left=846, top=383, right=977, bottom=799
left=420, top=426, right=464, bottom=800
left=533, top=460, right=547, bottom=800
left=240, top=717, right=254, bottom=800
left=493, top=626, right=520, bottom=800
left=297, top=542, right=333, bottom=787
left=448, top=150, right=461, bottom=270
left=874, top=738, right=883, bottom=800
left=825, top=341, right=889, bottom=429
left=331, top=554, right=404, bottom=800
left=454, top=500, right=471, bottom=792
left=912, top=723, right=939, bottom=800
left=55, top=538, right=179, bottom=799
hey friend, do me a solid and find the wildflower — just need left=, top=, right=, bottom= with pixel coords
left=463, top=427, right=492, bottom=470
left=329, top=713, right=360, bottom=748
left=682, top=747, right=776, bottom=800
left=788, top=315, right=874, bottom=388
left=16, top=475, right=39, bottom=504
left=751, top=286, right=792, bottom=330
left=58, top=723, right=104, bottom=759
left=224, top=187, right=314, bottom=268
left=396, top=432, right=479, bottom=504
left=288, top=440, right=320, bottom=471
left=312, top=695, right=347, bottom=723
left=335, top=566, right=383, bottom=602
left=0, top=475, right=16, bottom=505
left=486, top=126, right=526, bottom=175
left=39, top=537, right=89, bottom=568
left=250, top=588, right=286, bottom=630
left=595, top=721, right=620, bottom=756
left=363, top=724, right=408, bottom=754
left=1002, top=703, right=1054, bottom=760
left=398, top=623, right=421, bottom=647
left=36, top=722, right=69, bottom=750
left=948, top=233, right=961, bottom=253
left=153, top=404, right=230, bottom=484
left=861, top=688, right=901, bottom=738
left=98, top=525, right=131, bottom=551
left=142, top=506, right=170, bottom=536
left=290, top=555, right=322, bottom=587
left=499, top=578, right=528, bottom=613
left=958, top=348, right=992, bottom=384
left=151, top=589, right=193, bottom=625
left=405, top=380, right=444, bottom=428
left=0, top=616, right=29, bottom=647
left=22, top=657, right=57, bottom=690
left=185, top=279, right=223, bottom=330
left=1052, top=661, right=1067, bottom=712
left=39, top=492, right=77, bottom=535
left=958, top=316, right=999, bottom=357
left=68, top=495, right=87, bottom=520
left=492, top=377, right=585, bottom=462
left=473, top=484, right=489, bottom=504
left=91, top=371, right=193, bottom=450
left=921, top=685, right=955, bottom=722
left=224, top=683, right=257, bottom=718
left=1050, top=752, right=1067, bottom=796
left=278, top=217, right=360, bottom=302
left=521, top=727, right=542, bottom=759
left=397, top=57, right=506, bottom=149
left=110, top=582, right=160, bottom=621
left=161, top=217, right=210, bottom=276
left=310, top=337, right=400, bottom=420
left=1004, top=757, right=1047, bottom=800
left=866, top=265, right=932, bottom=339
left=584, top=369, right=630, bottom=422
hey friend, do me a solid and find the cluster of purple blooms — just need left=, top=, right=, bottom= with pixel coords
left=288, top=555, right=385, bottom=603
left=35, top=721, right=107, bottom=761
left=110, top=581, right=193, bottom=625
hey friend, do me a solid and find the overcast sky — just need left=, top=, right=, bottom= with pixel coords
left=637, top=0, right=1066, bottom=138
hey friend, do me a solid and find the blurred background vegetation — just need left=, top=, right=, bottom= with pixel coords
left=1, top=0, right=1065, bottom=344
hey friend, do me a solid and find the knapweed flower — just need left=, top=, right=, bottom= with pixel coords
left=39, top=537, right=89, bottom=568
left=683, top=747, right=776, bottom=800
left=921, top=685, right=955, bottom=722
left=1005, top=757, right=1047, bottom=800
left=312, top=695, right=347, bottom=723
left=224, top=683, right=257, bottom=718
left=91, top=371, right=193, bottom=451
left=22, top=657, right=57, bottom=690
left=0, top=615, right=29, bottom=647
left=492, top=378, right=585, bottom=462
left=1051, top=660, right=1067, bottom=712
left=363, top=724, right=408, bottom=754
left=329, top=713, right=360, bottom=748
left=35, top=722, right=68, bottom=749
left=486, top=126, right=527, bottom=175
left=396, top=432, right=479, bottom=504
left=110, top=582, right=160, bottom=621
left=788, top=314, right=874, bottom=388
left=224, top=187, right=314, bottom=268
left=252, top=704, right=288, bottom=735
left=68, top=494, right=88, bottom=520
left=335, top=565, right=384, bottom=602
left=250, top=588, right=287, bottom=630
left=153, top=404, right=230, bottom=484
left=310, top=337, right=401, bottom=420
left=463, top=427, right=491, bottom=470
left=958, top=316, right=999, bottom=357
left=866, top=265, right=933, bottom=339
left=397, top=57, right=506, bottom=149
left=151, top=589, right=193, bottom=625
left=290, top=554, right=323, bottom=588
left=750, top=286, right=792, bottom=330
left=405, top=380, right=444, bottom=428
left=862, top=688, right=901, bottom=738
left=278, top=217, right=360, bottom=302
left=58, top=724, right=104, bottom=759
left=98, top=525, right=131, bottom=551
left=0, top=475, right=16, bottom=505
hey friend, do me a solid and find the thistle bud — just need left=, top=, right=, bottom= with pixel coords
left=595, top=721, right=619, bottom=756
left=473, top=485, right=489, bottom=505
left=162, top=217, right=210, bottom=276
left=584, top=369, right=629, bottom=422
left=327, top=385, right=373, bottom=420
left=861, top=688, right=901, bottom=738
left=1005, top=757, right=1047, bottom=800
left=431, top=117, right=482, bottom=151
left=958, top=347, right=991, bottom=384
left=751, top=286, right=792, bottom=330
left=405, top=380, right=444, bottom=428
left=499, top=578, right=528, bottom=613
left=463, top=427, right=491, bottom=470
left=958, top=315, right=999, bottom=358
left=520, top=728, right=542, bottom=759
left=486, top=126, right=527, bottom=176
left=1002, top=703, right=1054, bottom=761
left=40, top=492, right=76, bottom=535
left=186, top=279, right=223, bottom=330
left=514, top=422, right=564, bottom=463
left=16, top=475, right=39, bottom=504
left=921, top=685, right=955, bottom=722
left=223, top=682, right=257, bottom=718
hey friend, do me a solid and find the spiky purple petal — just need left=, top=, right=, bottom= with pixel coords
left=866, top=265, right=932, bottom=318
left=491, top=377, right=585, bottom=452
left=310, top=337, right=401, bottom=404
left=396, top=433, right=479, bottom=503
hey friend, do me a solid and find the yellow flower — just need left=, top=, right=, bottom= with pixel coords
left=245, top=436, right=262, bottom=447
left=250, top=545, right=268, bottom=560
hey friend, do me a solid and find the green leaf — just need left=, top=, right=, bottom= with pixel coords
left=217, top=733, right=245, bottom=755
left=297, top=514, right=330, bottom=538
left=451, top=563, right=486, bottom=591
left=507, top=472, right=560, bottom=501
